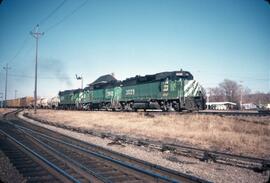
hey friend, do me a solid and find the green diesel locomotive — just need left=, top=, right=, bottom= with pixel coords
left=58, top=70, right=206, bottom=111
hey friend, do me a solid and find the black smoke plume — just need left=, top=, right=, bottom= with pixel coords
left=39, top=58, right=72, bottom=86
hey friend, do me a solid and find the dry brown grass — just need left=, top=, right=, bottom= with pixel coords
left=0, top=109, right=16, bottom=117
left=29, top=109, right=270, bottom=158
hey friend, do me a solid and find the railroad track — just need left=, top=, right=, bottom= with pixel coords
left=0, top=124, right=83, bottom=182
left=0, top=109, right=211, bottom=183
left=161, top=144, right=270, bottom=172
left=198, top=110, right=270, bottom=117
left=22, top=110, right=270, bottom=173
left=4, top=107, right=270, bottom=118
left=60, top=108, right=270, bottom=117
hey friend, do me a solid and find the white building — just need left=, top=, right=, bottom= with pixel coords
left=241, top=103, right=258, bottom=110
left=206, top=102, right=237, bottom=110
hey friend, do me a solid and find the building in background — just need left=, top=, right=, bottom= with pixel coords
left=206, top=102, right=237, bottom=110
left=241, top=103, right=258, bottom=110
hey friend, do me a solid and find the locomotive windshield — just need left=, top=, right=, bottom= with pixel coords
left=175, top=71, right=193, bottom=80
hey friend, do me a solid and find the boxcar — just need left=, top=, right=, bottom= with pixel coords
left=20, top=97, right=33, bottom=108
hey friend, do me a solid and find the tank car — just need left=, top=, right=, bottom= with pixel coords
left=48, top=96, right=60, bottom=109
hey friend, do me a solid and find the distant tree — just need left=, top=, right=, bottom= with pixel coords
left=208, top=87, right=225, bottom=102
left=242, top=87, right=251, bottom=103
left=208, top=79, right=270, bottom=106
left=244, top=92, right=270, bottom=105
left=219, top=79, right=241, bottom=103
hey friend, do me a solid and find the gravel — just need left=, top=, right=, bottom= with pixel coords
left=0, top=150, right=26, bottom=183
left=18, top=112, right=270, bottom=183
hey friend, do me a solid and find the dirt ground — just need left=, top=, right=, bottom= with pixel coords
left=27, top=109, right=270, bottom=159
left=19, top=111, right=270, bottom=183
left=0, top=108, right=16, bottom=117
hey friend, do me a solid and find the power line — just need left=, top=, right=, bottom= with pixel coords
left=39, top=0, right=67, bottom=26
left=5, top=71, right=269, bottom=82
left=8, top=73, right=72, bottom=80
left=2, top=0, right=67, bottom=68
left=45, top=0, right=88, bottom=33
left=2, top=0, right=88, bottom=68
left=6, top=36, right=30, bottom=65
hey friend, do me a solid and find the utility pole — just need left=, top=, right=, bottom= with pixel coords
left=3, top=63, right=11, bottom=107
left=14, top=90, right=18, bottom=99
left=0, top=92, right=3, bottom=108
left=206, top=89, right=210, bottom=110
left=30, top=24, right=44, bottom=114
left=240, top=81, right=243, bottom=110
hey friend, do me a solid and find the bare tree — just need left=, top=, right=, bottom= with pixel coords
left=219, top=79, right=241, bottom=103
left=208, top=79, right=270, bottom=106
left=208, top=87, right=225, bottom=102
left=245, top=92, right=270, bottom=105
left=242, top=87, right=251, bottom=103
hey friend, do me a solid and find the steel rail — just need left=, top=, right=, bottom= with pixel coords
left=197, top=110, right=270, bottom=117
left=0, top=129, right=81, bottom=183
left=163, top=143, right=270, bottom=172
left=13, top=118, right=209, bottom=183
left=164, top=143, right=270, bottom=164
left=17, top=127, right=113, bottom=183
left=6, top=109, right=211, bottom=182
left=15, top=124, right=201, bottom=183
left=19, top=111, right=270, bottom=172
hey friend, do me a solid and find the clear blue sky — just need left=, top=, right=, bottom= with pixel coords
left=0, top=0, right=269, bottom=99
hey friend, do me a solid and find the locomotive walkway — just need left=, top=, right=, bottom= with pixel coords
left=0, top=110, right=210, bottom=183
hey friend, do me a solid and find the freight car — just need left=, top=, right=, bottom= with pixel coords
left=5, top=98, right=20, bottom=108
left=40, top=98, right=49, bottom=108
left=48, top=96, right=60, bottom=109
left=20, top=97, right=33, bottom=108
left=3, top=96, right=33, bottom=108
left=59, top=70, right=206, bottom=111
